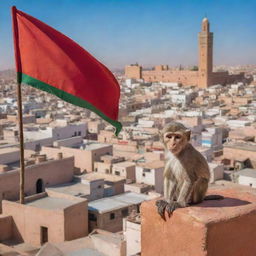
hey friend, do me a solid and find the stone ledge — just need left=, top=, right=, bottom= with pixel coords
left=141, top=188, right=256, bottom=256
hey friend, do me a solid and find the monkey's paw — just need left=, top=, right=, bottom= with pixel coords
left=165, top=201, right=185, bottom=216
left=155, top=200, right=168, bottom=218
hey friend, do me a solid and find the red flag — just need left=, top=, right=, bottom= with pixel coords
left=11, top=6, right=122, bottom=135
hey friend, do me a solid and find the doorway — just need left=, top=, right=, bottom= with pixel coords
left=40, top=226, right=48, bottom=245
left=36, top=179, right=44, bottom=193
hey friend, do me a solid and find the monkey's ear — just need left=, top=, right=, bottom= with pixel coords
left=185, top=130, right=191, bottom=141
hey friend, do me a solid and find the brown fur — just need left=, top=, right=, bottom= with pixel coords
left=156, top=122, right=210, bottom=217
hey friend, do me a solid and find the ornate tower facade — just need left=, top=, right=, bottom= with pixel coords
left=198, top=18, right=213, bottom=88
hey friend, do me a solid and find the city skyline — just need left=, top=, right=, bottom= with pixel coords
left=0, top=0, right=256, bottom=70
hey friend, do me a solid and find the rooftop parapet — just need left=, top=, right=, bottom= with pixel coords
left=141, top=188, right=256, bottom=256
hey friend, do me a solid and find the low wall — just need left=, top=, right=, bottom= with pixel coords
left=141, top=188, right=256, bottom=256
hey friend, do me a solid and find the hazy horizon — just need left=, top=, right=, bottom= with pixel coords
left=0, top=0, right=255, bottom=71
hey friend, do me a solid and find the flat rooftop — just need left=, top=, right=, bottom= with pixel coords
left=73, top=142, right=111, bottom=151
left=82, top=172, right=125, bottom=182
left=26, top=196, right=76, bottom=210
left=67, top=248, right=105, bottom=256
left=224, top=142, right=256, bottom=152
left=138, top=160, right=164, bottom=169
left=0, top=147, right=19, bottom=154
left=236, top=168, right=256, bottom=178
left=47, top=182, right=90, bottom=197
left=112, top=161, right=135, bottom=167
left=88, top=192, right=151, bottom=213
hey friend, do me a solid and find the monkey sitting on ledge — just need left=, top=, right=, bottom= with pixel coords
left=156, top=122, right=223, bottom=218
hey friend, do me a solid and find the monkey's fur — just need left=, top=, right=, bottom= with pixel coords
left=156, top=122, right=223, bottom=218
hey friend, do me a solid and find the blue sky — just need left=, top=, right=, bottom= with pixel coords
left=0, top=0, right=255, bottom=70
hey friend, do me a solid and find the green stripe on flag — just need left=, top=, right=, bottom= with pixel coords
left=19, top=73, right=122, bottom=136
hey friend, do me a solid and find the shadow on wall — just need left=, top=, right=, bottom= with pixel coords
left=4, top=221, right=24, bottom=244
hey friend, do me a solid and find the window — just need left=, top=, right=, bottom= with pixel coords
left=98, top=185, right=102, bottom=189
left=89, top=213, right=97, bottom=221
left=142, top=173, right=146, bottom=177
left=110, top=213, right=115, bottom=220
left=78, top=131, right=81, bottom=136
left=94, top=168, right=98, bottom=172
left=122, top=208, right=128, bottom=217
left=115, top=171, right=120, bottom=176
left=35, top=144, right=41, bottom=152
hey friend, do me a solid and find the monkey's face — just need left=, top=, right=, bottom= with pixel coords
left=163, top=132, right=188, bottom=155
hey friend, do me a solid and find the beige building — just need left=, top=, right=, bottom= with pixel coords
left=135, top=161, right=165, bottom=194
left=0, top=155, right=74, bottom=212
left=123, top=212, right=141, bottom=256
left=41, top=141, right=113, bottom=174
left=82, top=173, right=126, bottom=197
left=112, top=161, right=136, bottom=182
left=88, top=192, right=150, bottom=233
left=0, top=191, right=88, bottom=247
left=36, top=229, right=126, bottom=256
left=94, top=155, right=125, bottom=174
left=223, top=142, right=256, bottom=169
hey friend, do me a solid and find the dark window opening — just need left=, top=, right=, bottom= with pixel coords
left=122, top=208, right=129, bottom=217
left=40, top=226, right=48, bottom=245
left=110, top=213, right=115, bottom=220
left=35, top=144, right=41, bottom=152
left=89, top=213, right=97, bottom=221
left=115, top=171, right=120, bottom=176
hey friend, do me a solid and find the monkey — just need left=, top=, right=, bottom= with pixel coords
left=156, top=122, right=223, bottom=218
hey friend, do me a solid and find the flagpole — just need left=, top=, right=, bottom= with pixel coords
left=12, top=6, right=25, bottom=204
left=17, top=82, right=25, bottom=204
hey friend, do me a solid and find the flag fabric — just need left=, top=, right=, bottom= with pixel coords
left=11, top=6, right=122, bottom=135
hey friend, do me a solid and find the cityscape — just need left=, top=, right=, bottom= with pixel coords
left=0, top=1, right=256, bottom=256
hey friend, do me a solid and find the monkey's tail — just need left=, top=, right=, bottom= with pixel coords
left=204, top=195, right=224, bottom=200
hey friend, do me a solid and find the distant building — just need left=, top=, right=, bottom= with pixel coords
left=123, top=211, right=141, bottom=256
left=41, top=140, right=113, bottom=173
left=0, top=192, right=88, bottom=246
left=125, top=18, right=245, bottom=88
left=135, top=161, right=165, bottom=193
left=223, top=142, right=256, bottom=169
left=0, top=154, right=74, bottom=212
left=88, top=192, right=150, bottom=233
left=208, top=162, right=224, bottom=183
left=234, top=168, right=256, bottom=188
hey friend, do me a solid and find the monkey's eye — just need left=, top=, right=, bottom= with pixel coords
left=175, top=135, right=182, bottom=140
left=166, top=134, right=173, bottom=139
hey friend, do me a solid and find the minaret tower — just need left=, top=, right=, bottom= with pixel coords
left=198, top=17, right=213, bottom=88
